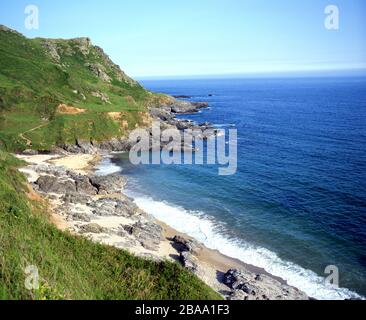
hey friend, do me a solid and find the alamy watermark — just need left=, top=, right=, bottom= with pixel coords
left=24, top=4, right=39, bottom=30
left=324, top=265, right=339, bottom=288
left=324, top=5, right=339, bottom=30
left=24, top=265, right=39, bottom=290
left=128, top=122, right=238, bottom=176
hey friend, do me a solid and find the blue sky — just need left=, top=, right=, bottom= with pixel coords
left=0, top=0, right=365, bottom=78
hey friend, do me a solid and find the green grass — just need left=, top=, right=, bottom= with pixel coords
left=0, top=26, right=219, bottom=301
left=0, top=150, right=221, bottom=300
left=0, top=26, right=154, bottom=152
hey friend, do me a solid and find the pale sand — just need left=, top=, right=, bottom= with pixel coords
left=49, top=154, right=101, bottom=174
left=16, top=152, right=290, bottom=297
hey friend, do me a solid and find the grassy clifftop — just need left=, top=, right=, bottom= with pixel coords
left=0, top=25, right=155, bottom=151
left=0, top=25, right=220, bottom=300
left=0, top=150, right=220, bottom=300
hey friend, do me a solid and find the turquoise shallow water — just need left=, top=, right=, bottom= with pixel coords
left=107, top=77, right=366, bottom=299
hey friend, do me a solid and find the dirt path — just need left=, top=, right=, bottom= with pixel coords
left=19, top=122, right=48, bottom=146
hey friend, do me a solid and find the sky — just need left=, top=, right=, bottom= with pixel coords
left=0, top=0, right=366, bottom=78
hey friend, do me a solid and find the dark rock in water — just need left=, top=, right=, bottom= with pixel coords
left=191, top=102, right=209, bottom=108
left=198, top=121, right=211, bottom=128
left=176, top=120, right=193, bottom=130
left=180, top=251, right=198, bottom=273
left=208, top=94, right=214, bottom=97
left=36, top=175, right=76, bottom=194
left=170, top=101, right=209, bottom=114
left=173, top=95, right=191, bottom=99
left=171, top=101, right=200, bottom=114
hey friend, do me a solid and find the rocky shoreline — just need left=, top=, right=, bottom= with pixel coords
left=17, top=97, right=309, bottom=300
left=20, top=98, right=217, bottom=156
left=17, top=152, right=308, bottom=300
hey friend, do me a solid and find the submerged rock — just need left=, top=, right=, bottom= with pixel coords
left=191, top=102, right=209, bottom=108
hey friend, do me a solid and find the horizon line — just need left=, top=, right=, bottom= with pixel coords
left=134, top=67, right=366, bottom=81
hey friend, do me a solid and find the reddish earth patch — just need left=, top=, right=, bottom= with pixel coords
left=57, top=104, right=86, bottom=114
left=107, top=112, right=122, bottom=120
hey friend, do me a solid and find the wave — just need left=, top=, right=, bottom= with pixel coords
left=126, top=190, right=363, bottom=300
left=95, top=156, right=122, bottom=176
left=212, top=124, right=236, bottom=128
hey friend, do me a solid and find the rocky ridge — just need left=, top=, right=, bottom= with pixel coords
left=39, top=36, right=138, bottom=86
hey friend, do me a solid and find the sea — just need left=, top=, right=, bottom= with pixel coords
left=98, top=76, right=366, bottom=300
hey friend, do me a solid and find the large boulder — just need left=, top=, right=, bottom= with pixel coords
left=76, top=139, right=98, bottom=154
left=191, top=102, right=209, bottom=108
left=75, top=175, right=98, bottom=195
left=223, top=269, right=308, bottom=301
left=36, top=175, right=76, bottom=194
left=150, top=108, right=174, bottom=121
left=89, top=174, right=127, bottom=195
left=98, top=138, right=133, bottom=152
left=89, top=197, right=139, bottom=217
left=172, top=235, right=201, bottom=255
left=124, top=221, right=163, bottom=251
left=180, top=251, right=199, bottom=273
left=171, top=101, right=209, bottom=114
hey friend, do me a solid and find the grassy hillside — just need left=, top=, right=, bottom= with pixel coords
left=0, top=25, right=220, bottom=300
left=0, top=150, right=221, bottom=300
left=0, top=25, right=155, bottom=152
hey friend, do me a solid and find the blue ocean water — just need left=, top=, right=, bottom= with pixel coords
left=108, top=77, right=366, bottom=299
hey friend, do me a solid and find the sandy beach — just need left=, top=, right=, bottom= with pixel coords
left=16, top=152, right=308, bottom=300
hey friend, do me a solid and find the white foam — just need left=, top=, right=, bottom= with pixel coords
left=213, top=124, right=236, bottom=128
left=127, top=191, right=363, bottom=300
left=95, top=156, right=122, bottom=176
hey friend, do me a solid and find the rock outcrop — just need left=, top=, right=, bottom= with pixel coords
left=40, top=36, right=138, bottom=86
left=31, top=161, right=164, bottom=253
left=223, top=269, right=308, bottom=300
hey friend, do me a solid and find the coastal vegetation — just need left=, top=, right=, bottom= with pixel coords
left=0, top=149, right=221, bottom=299
left=0, top=25, right=221, bottom=300
left=0, top=25, right=157, bottom=152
